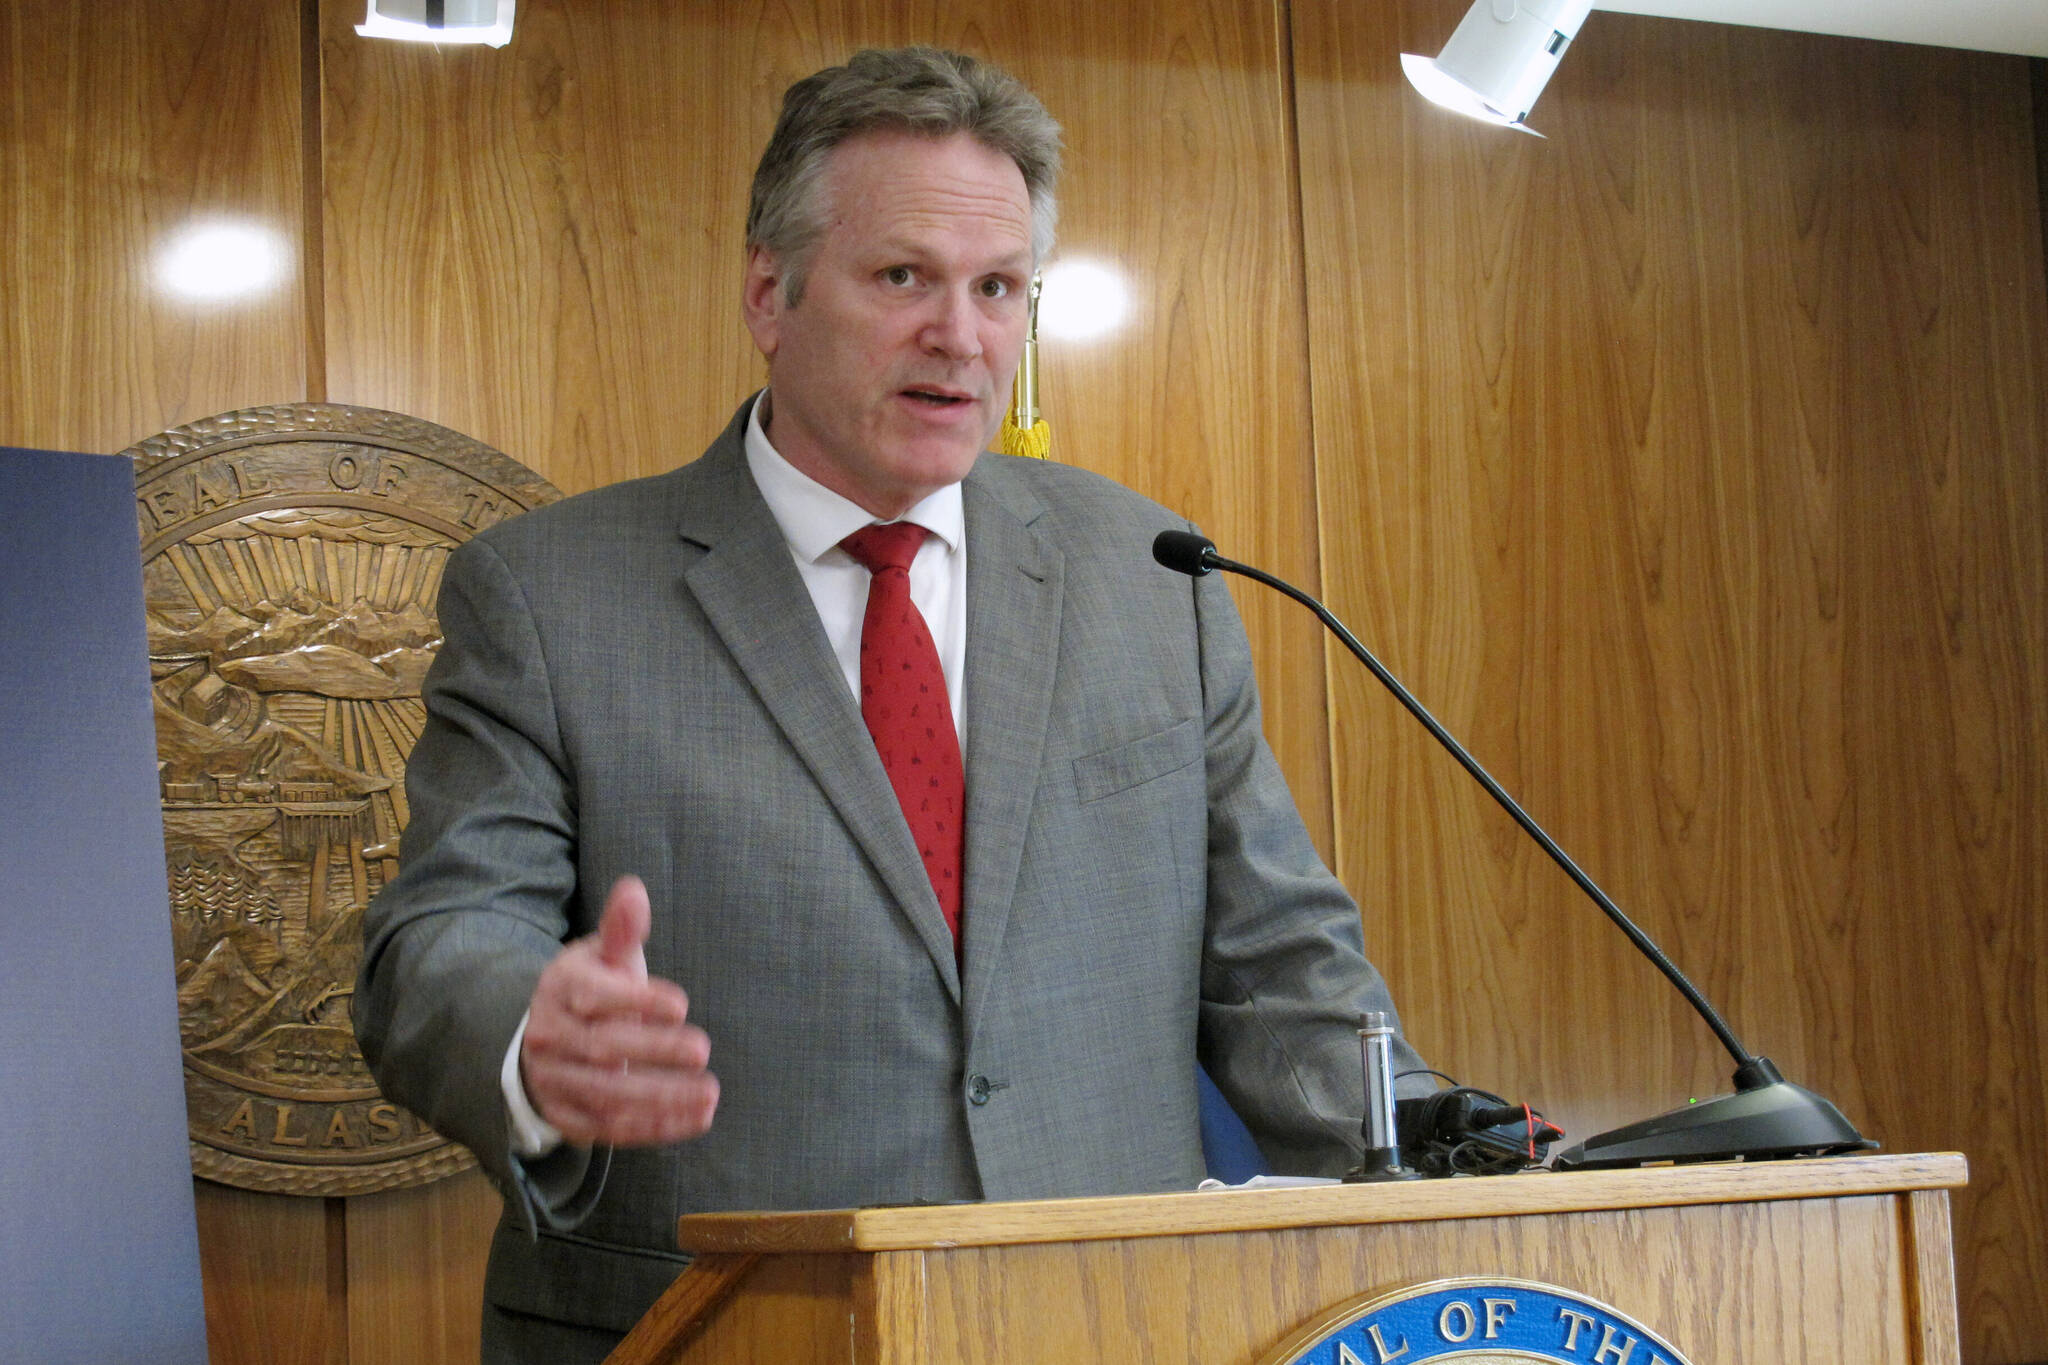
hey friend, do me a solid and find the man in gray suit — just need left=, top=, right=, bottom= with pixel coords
left=358, top=46, right=1423, bottom=1364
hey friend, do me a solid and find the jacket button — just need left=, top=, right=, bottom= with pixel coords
left=967, top=1073, right=992, bottom=1105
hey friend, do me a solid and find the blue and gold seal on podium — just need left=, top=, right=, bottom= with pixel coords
left=1262, top=1278, right=1696, bottom=1365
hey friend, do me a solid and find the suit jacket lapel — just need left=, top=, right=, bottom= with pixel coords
left=958, top=463, right=1063, bottom=1029
left=673, top=409, right=962, bottom=999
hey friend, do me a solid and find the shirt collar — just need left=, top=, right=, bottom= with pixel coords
left=743, top=391, right=965, bottom=564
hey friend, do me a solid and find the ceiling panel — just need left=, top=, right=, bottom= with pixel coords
left=1594, top=0, right=2048, bottom=59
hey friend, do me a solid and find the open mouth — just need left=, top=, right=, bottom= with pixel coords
left=902, top=387, right=971, bottom=407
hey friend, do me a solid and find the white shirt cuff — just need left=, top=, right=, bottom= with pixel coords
left=502, top=1010, right=564, bottom=1158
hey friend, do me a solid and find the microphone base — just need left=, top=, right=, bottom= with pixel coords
left=1343, top=1148, right=1424, bottom=1183
left=1552, top=1080, right=1877, bottom=1170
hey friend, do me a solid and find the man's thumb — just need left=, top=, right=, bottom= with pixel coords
left=597, top=875, right=651, bottom=980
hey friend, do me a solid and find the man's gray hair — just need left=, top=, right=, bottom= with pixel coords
left=747, top=47, right=1062, bottom=304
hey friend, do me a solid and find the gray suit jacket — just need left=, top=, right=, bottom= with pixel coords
left=356, top=401, right=1420, bottom=1341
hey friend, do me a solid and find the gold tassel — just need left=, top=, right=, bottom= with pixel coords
left=999, top=273, right=1049, bottom=459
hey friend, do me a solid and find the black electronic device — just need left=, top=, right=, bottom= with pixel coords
left=1396, top=1081, right=1564, bottom=1177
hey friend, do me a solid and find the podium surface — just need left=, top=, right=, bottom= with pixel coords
left=611, top=1152, right=1965, bottom=1364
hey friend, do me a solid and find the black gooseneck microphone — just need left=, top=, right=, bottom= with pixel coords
left=1153, top=528, right=1874, bottom=1168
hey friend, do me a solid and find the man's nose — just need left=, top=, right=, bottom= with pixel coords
left=919, top=288, right=983, bottom=361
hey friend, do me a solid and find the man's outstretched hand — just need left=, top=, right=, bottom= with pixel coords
left=520, top=876, right=719, bottom=1147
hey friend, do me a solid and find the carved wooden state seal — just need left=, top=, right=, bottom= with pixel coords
left=127, top=404, right=562, bottom=1195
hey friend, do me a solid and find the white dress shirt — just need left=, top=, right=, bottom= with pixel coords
left=503, top=391, right=973, bottom=1156
left=740, top=393, right=968, bottom=740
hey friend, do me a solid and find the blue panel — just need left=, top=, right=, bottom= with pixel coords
left=1, top=448, right=211, bottom=1365
left=1197, top=1062, right=1269, bottom=1183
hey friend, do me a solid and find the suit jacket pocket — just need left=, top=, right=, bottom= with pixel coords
left=1072, top=717, right=1200, bottom=803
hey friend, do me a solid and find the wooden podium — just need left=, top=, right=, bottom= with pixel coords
left=607, top=1152, right=1965, bottom=1364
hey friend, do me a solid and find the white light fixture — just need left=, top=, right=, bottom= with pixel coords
left=154, top=220, right=290, bottom=303
left=356, top=0, right=514, bottom=48
left=1036, top=260, right=1131, bottom=343
left=1402, top=0, right=1594, bottom=136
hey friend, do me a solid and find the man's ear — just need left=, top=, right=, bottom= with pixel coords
left=741, top=245, right=784, bottom=359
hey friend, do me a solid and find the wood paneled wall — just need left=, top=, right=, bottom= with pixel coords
left=312, top=0, right=1336, bottom=836
left=0, top=0, right=307, bottom=450
left=3, top=1, right=2042, bottom=1360
left=1295, top=10, right=2048, bottom=1360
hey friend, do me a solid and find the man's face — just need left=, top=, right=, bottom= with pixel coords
left=743, top=129, right=1035, bottom=520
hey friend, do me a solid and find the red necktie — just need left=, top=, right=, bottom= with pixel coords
left=841, top=523, right=965, bottom=945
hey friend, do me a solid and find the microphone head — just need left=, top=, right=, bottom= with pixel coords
left=1152, top=529, right=1217, bottom=576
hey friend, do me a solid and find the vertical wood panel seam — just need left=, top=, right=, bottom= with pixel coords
left=301, top=0, right=327, bottom=404
left=309, top=6, right=338, bottom=1355
left=1274, top=0, right=1344, bottom=859
left=324, top=1197, right=349, bottom=1365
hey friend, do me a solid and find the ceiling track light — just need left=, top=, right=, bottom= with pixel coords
left=1402, top=0, right=1594, bottom=136
left=356, top=0, right=515, bottom=48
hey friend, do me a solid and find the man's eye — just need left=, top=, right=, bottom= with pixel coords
left=979, top=278, right=1011, bottom=299
left=883, top=266, right=914, bottom=286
